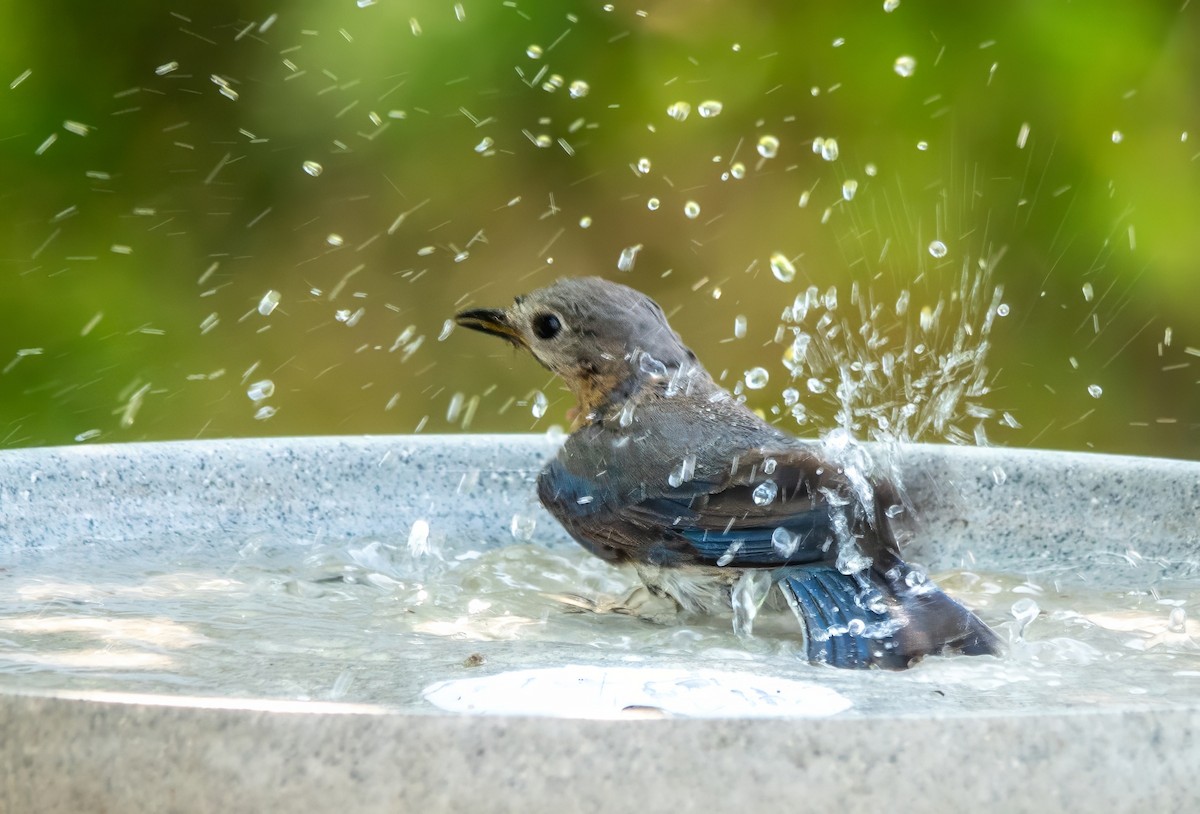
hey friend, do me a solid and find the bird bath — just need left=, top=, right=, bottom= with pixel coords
left=2, top=434, right=1198, bottom=812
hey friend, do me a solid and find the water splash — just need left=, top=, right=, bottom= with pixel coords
left=775, top=249, right=1009, bottom=449
left=731, top=570, right=774, bottom=638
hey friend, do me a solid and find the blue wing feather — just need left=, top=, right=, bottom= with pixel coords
left=677, top=513, right=830, bottom=565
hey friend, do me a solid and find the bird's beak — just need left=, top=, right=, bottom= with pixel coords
left=454, top=307, right=525, bottom=347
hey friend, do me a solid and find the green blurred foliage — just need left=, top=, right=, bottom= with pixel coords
left=0, top=0, right=1197, bottom=457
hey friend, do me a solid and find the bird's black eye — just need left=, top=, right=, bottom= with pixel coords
left=531, top=313, right=562, bottom=339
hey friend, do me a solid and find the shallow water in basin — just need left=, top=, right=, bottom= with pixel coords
left=2, top=537, right=1198, bottom=718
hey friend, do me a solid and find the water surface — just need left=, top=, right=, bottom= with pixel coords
left=2, top=537, right=1196, bottom=718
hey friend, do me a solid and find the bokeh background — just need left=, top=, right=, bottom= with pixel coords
left=2, top=0, right=1197, bottom=457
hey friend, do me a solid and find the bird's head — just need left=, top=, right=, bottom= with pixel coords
left=455, top=277, right=702, bottom=419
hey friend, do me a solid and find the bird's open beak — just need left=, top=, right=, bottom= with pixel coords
left=454, top=308, right=525, bottom=347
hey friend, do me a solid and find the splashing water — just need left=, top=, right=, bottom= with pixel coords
left=769, top=252, right=797, bottom=283
left=751, top=480, right=778, bottom=506
left=893, top=56, right=917, bottom=78
left=757, top=135, right=780, bottom=159
left=731, top=570, right=774, bottom=638
left=775, top=250, right=1009, bottom=450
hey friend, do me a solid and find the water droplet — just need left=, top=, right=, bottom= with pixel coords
left=893, top=55, right=916, bottom=77
left=769, top=252, right=796, bottom=283
left=903, top=567, right=927, bottom=588
left=997, top=303, right=1010, bottom=316
left=647, top=197, right=660, bottom=211
left=257, top=290, right=281, bottom=316
left=752, top=480, right=778, bottom=506
left=841, top=179, right=858, bottom=201
left=1168, top=607, right=1187, bottom=633
left=667, top=101, right=691, bottom=121
left=668, top=455, right=697, bottom=488
left=474, top=136, right=494, bottom=153
left=864, top=162, right=878, bottom=177
left=568, top=79, right=590, bottom=98
left=639, top=353, right=668, bottom=378
left=636, top=156, right=652, bottom=174
left=1017, top=122, right=1031, bottom=149
left=301, top=160, right=323, bottom=177
left=731, top=570, right=773, bottom=637
left=526, top=44, right=543, bottom=59
left=928, top=240, right=948, bottom=258
left=406, top=519, right=431, bottom=555
left=717, top=540, right=743, bottom=568
left=781, top=388, right=800, bottom=406
left=733, top=315, right=747, bottom=339
left=771, top=526, right=799, bottom=557
left=326, top=233, right=343, bottom=247
left=744, top=367, right=769, bottom=389
left=916, top=140, right=929, bottom=151
left=618, top=400, right=636, bottom=427
left=1011, top=597, right=1039, bottom=639
left=806, top=378, right=827, bottom=394
left=247, top=379, right=275, bottom=402
left=335, top=307, right=364, bottom=327
left=510, top=513, right=537, bottom=541
left=446, top=392, right=464, bottom=423
left=579, top=215, right=592, bottom=229
left=1087, top=384, right=1103, bottom=398
left=698, top=100, right=723, bottom=118
left=541, top=74, right=564, bottom=93
left=730, top=162, right=745, bottom=179
left=846, top=618, right=866, bottom=635
left=254, top=405, right=277, bottom=421
left=683, top=200, right=701, bottom=219
left=819, top=137, right=839, bottom=161
left=155, top=61, right=179, bottom=76
left=836, top=546, right=871, bottom=576
left=617, top=243, right=642, bottom=272
left=531, top=390, right=549, bottom=418
left=1082, top=282, right=1094, bottom=302
left=919, top=306, right=935, bottom=333
left=757, top=135, right=780, bottom=158
left=883, top=0, right=900, bottom=11
left=1111, top=130, right=1123, bottom=144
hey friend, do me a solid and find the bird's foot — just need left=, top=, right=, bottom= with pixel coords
left=545, top=586, right=679, bottom=624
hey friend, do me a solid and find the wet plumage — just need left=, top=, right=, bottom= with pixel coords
left=456, top=276, right=1001, bottom=669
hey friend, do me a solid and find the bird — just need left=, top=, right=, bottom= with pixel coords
left=455, top=276, right=1002, bottom=669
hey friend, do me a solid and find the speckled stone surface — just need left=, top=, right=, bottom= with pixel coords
left=2, top=435, right=1199, bottom=813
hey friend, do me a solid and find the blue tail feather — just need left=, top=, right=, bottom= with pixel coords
left=779, top=564, right=1002, bottom=670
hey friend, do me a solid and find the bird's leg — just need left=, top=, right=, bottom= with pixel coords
left=544, top=584, right=680, bottom=624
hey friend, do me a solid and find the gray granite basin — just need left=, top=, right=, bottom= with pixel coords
left=2, top=435, right=1198, bottom=813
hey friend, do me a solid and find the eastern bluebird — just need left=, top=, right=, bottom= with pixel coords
left=456, top=277, right=1001, bottom=669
